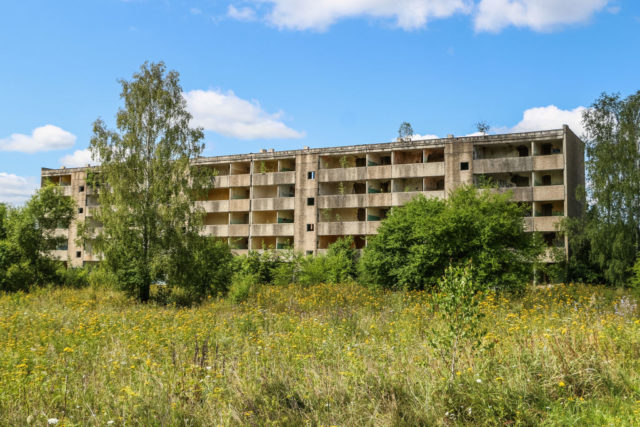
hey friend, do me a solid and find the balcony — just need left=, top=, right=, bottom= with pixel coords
left=212, top=175, right=230, bottom=188
left=533, top=154, right=564, bottom=171
left=318, top=194, right=368, bottom=209
left=229, top=224, right=250, bottom=237
left=473, top=157, right=532, bottom=174
left=392, top=191, right=445, bottom=206
left=229, top=174, right=251, bottom=187
left=392, top=163, right=444, bottom=178
left=317, top=221, right=381, bottom=236
left=533, top=216, right=563, bottom=232
left=52, top=249, right=68, bottom=260
left=229, top=199, right=250, bottom=212
left=533, top=185, right=564, bottom=201
left=204, top=225, right=229, bottom=237
left=252, top=197, right=295, bottom=211
left=493, top=187, right=534, bottom=202
left=366, top=165, right=392, bottom=180
left=319, top=167, right=367, bottom=182
left=252, top=171, right=295, bottom=186
left=251, top=223, right=294, bottom=236
left=198, top=200, right=229, bottom=212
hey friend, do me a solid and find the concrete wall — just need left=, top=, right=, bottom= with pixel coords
left=41, top=128, right=584, bottom=264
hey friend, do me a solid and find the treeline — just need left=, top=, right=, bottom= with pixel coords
left=0, top=184, right=80, bottom=291
left=562, top=91, right=640, bottom=287
left=2, top=62, right=639, bottom=301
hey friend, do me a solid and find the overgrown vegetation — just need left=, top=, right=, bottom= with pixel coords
left=360, top=185, right=544, bottom=292
left=0, top=184, right=74, bottom=292
left=1, top=283, right=638, bottom=425
left=563, top=90, right=640, bottom=286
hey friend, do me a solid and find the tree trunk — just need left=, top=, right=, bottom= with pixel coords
left=139, top=281, right=150, bottom=303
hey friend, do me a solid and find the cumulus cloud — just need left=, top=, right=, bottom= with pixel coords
left=184, top=89, right=305, bottom=139
left=230, top=0, right=610, bottom=32
left=474, top=0, right=611, bottom=32
left=0, top=125, right=76, bottom=153
left=228, top=5, right=257, bottom=21
left=505, top=105, right=586, bottom=136
left=248, top=0, right=472, bottom=31
left=59, top=149, right=100, bottom=168
left=0, top=173, right=39, bottom=205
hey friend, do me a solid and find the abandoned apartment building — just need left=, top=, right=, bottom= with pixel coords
left=41, top=126, right=584, bottom=267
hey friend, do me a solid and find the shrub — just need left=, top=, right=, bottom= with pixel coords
left=229, top=273, right=257, bottom=303
left=298, top=256, right=326, bottom=286
left=88, top=267, right=118, bottom=289
left=324, top=236, right=358, bottom=284
left=57, top=267, right=90, bottom=288
left=167, top=236, right=234, bottom=303
left=359, top=185, right=544, bottom=292
left=233, top=250, right=282, bottom=285
left=631, top=254, right=640, bottom=290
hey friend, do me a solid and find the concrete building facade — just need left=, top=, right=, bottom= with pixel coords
left=41, top=126, right=584, bottom=267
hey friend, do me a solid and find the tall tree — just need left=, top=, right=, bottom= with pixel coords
left=568, top=91, right=640, bottom=286
left=89, top=61, right=212, bottom=302
left=398, top=122, right=413, bottom=142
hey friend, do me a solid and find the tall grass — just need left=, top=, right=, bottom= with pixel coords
left=0, top=284, right=639, bottom=425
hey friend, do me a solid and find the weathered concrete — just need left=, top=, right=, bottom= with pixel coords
left=41, top=128, right=584, bottom=264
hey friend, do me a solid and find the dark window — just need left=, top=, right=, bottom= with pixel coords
left=517, top=145, right=529, bottom=157
left=460, top=162, right=469, bottom=170
left=307, top=171, right=316, bottom=179
left=76, top=251, right=82, bottom=258
left=79, top=185, right=85, bottom=192
left=307, top=197, right=315, bottom=206
left=542, top=203, right=553, bottom=216
left=306, top=250, right=314, bottom=256
left=541, top=143, right=552, bottom=155
left=78, top=207, right=83, bottom=214
left=306, top=224, right=314, bottom=231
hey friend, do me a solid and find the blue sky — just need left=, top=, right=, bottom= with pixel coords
left=1, top=0, right=639, bottom=204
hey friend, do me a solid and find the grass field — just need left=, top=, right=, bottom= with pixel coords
left=1, top=283, right=639, bottom=426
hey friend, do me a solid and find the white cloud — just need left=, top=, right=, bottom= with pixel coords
left=0, top=125, right=76, bottom=153
left=233, top=0, right=610, bottom=32
left=255, top=0, right=472, bottom=31
left=474, top=0, right=611, bottom=32
left=0, top=173, right=39, bottom=205
left=59, top=149, right=100, bottom=168
left=503, top=105, right=586, bottom=136
left=184, top=89, right=305, bottom=139
left=228, top=5, right=257, bottom=21
left=410, top=133, right=440, bottom=140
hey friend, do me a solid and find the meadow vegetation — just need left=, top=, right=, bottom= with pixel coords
left=1, top=282, right=639, bottom=425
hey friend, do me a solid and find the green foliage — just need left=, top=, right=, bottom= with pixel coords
left=359, top=185, right=544, bottom=292
left=573, top=91, right=640, bottom=286
left=230, top=237, right=358, bottom=288
left=166, top=236, right=233, bottom=303
left=429, top=264, right=488, bottom=380
left=0, top=203, right=7, bottom=240
left=0, top=184, right=74, bottom=292
left=631, top=255, right=640, bottom=289
left=87, top=61, right=213, bottom=302
left=57, top=267, right=90, bottom=289
left=88, top=266, right=118, bottom=290
left=398, top=121, right=413, bottom=141
left=233, top=250, right=282, bottom=285
left=325, top=236, right=358, bottom=284
left=228, top=273, right=257, bottom=303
